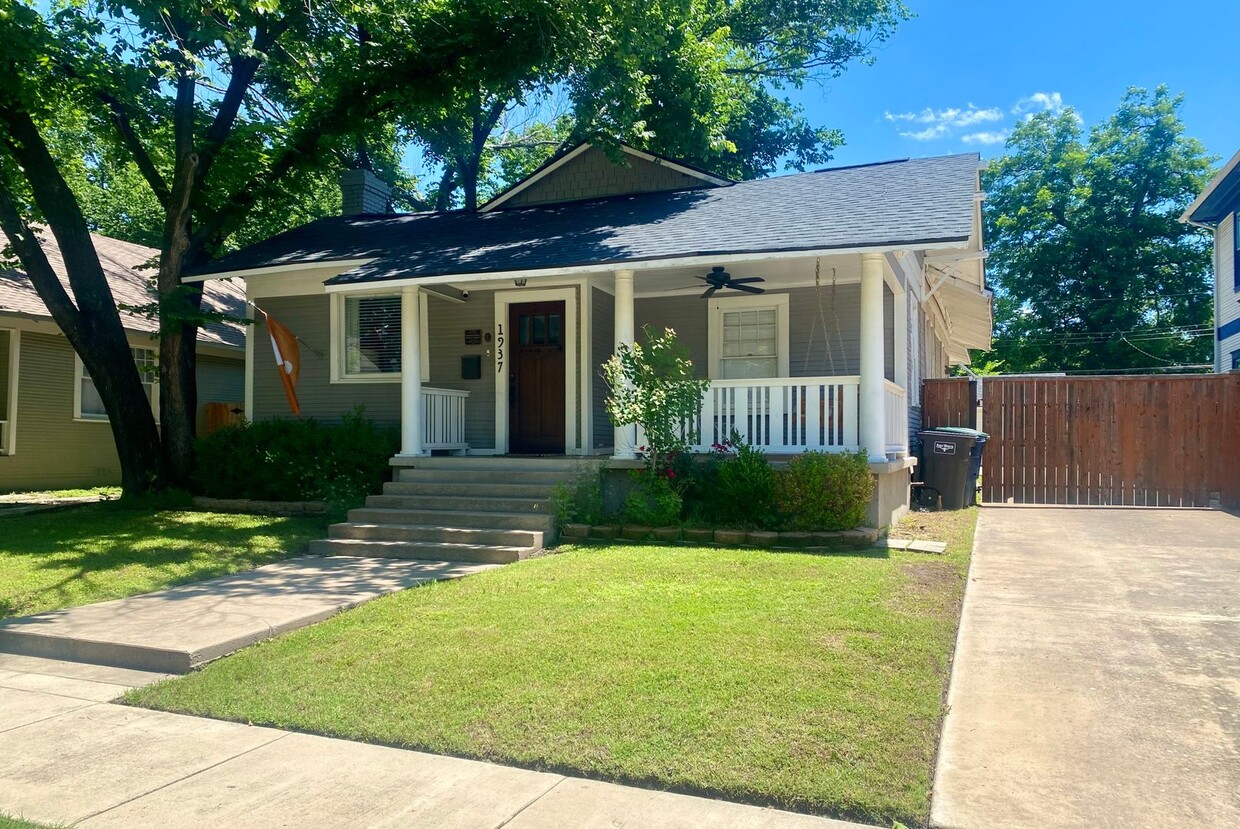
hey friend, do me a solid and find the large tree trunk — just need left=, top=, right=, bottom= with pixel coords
left=0, top=108, right=163, bottom=492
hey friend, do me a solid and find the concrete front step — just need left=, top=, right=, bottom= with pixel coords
left=348, top=507, right=555, bottom=532
left=329, top=522, right=545, bottom=549
left=309, top=538, right=531, bottom=564
left=396, top=467, right=575, bottom=486
left=382, top=481, right=556, bottom=499
left=365, top=494, right=552, bottom=513
left=396, top=456, right=593, bottom=472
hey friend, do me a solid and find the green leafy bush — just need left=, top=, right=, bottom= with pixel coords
left=622, top=471, right=682, bottom=526
left=551, top=466, right=605, bottom=527
left=775, top=450, right=874, bottom=531
left=702, top=434, right=777, bottom=529
left=192, top=409, right=398, bottom=507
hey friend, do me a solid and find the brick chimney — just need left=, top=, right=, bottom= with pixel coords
left=340, top=168, right=392, bottom=215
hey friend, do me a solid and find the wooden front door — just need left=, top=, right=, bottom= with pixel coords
left=508, top=301, right=566, bottom=454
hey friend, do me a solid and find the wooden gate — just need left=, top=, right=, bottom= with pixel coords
left=920, top=374, right=1240, bottom=508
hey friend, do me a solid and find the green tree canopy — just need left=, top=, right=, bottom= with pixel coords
left=979, top=86, right=1215, bottom=374
left=0, top=0, right=649, bottom=492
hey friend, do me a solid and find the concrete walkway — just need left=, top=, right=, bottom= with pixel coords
left=0, top=556, right=496, bottom=672
left=0, top=654, right=867, bottom=829
left=932, top=507, right=1240, bottom=829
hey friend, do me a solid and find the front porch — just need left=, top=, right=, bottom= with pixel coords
left=384, top=251, right=915, bottom=462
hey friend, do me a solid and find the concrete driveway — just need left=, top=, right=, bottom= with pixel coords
left=932, top=507, right=1240, bottom=829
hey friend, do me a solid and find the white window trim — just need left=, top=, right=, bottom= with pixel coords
left=73, top=346, right=159, bottom=423
left=1, top=328, right=18, bottom=455
left=707, top=293, right=790, bottom=380
left=329, top=292, right=429, bottom=383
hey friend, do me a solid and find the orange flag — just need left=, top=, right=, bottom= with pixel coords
left=264, top=313, right=301, bottom=415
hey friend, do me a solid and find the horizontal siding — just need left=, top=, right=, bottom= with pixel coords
left=253, top=295, right=400, bottom=426
left=426, top=291, right=498, bottom=449
left=0, top=332, right=121, bottom=490
left=634, top=284, right=894, bottom=380
left=591, top=287, right=615, bottom=449
left=0, top=332, right=244, bottom=491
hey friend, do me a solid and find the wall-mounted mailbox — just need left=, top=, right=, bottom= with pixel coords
left=461, top=355, right=482, bottom=380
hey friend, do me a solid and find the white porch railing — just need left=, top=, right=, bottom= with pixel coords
left=423, top=387, right=469, bottom=451
left=690, top=376, right=861, bottom=454
left=884, top=380, right=909, bottom=457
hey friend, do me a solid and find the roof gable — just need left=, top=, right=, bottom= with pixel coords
left=480, top=143, right=731, bottom=212
left=1183, top=149, right=1240, bottom=226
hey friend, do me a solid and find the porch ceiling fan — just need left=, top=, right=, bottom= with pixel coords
left=685, top=266, right=766, bottom=299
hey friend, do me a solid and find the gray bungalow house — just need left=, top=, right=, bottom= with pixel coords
left=188, top=144, right=991, bottom=552
left=1182, top=148, right=1240, bottom=372
left=0, top=231, right=245, bottom=491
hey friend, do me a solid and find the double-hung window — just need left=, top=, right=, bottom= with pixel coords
left=76, top=346, right=157, bottom=421
left=331, top=293, right=430, bottom=382
left=708, top=294, right=790, bottom=380
left=344, top=295, right=402, bottom=376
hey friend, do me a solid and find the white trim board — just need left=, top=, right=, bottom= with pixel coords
left=492, top=286, right=581, bottom=455
left=182, top=258, right=376, bottom=284
left=1, top=329, right=19, bottom=455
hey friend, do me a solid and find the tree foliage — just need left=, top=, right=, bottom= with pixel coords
left=416, top=0, right=909, bottom=209
left=979, top=87, right=1215, bottom=374
left=0, top=0, right=653, bottom=492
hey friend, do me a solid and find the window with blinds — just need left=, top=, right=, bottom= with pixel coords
left=79, top=347, right=156, bottom=419
left=345, top=295, right=401, bottom=375
left=719, top=308, right=778, bottom=379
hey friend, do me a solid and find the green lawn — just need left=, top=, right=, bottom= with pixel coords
left=0, top=486, right=121, bottom=501
left=0, top=815, right=65, bottom=829
left=129, top=508, right=977, bottom=826
left=0, top=503, right=329, bottom=618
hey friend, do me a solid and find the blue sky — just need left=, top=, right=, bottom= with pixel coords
left=798, top=0, right=1238, bottom=169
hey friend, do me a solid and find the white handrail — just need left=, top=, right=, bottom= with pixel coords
left=423, top=387, right=469, bottom=450
left=692, top=376, right=862, bottom=454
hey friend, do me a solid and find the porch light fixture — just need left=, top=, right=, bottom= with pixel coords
left=514, top=278, right=528, bottom=287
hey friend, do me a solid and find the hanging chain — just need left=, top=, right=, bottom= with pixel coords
left=803, top=257, right=838, bottom=376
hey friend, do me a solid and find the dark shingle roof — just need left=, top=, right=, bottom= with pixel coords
left=191, top=153, right=980, bottom=285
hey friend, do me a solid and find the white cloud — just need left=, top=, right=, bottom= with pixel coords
left=900, top=124, right=951, bottom=141
left=1011, top=92, right=1065, bottom=115
left=884, top=104, right=1004, bottom=131
left=961, top=131, right=1009, bottom=145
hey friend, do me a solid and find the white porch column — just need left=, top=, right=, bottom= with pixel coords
left=399, top=286, right=425, bottom=457
left=859, top=253, right=887, bottom=462
left=612, top=268, right=637, bottom=459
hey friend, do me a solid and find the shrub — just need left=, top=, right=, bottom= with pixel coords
left=192, top=409, right=398, bottom=507
left=702, top=434, right=777, bottom=529
left=622, top=470, right=682, bottom=526
left=775, top=450, right=874, bottom=530
left=551, top=466, right=605, bottom=527
left=603, top=326, right=709, bottom=474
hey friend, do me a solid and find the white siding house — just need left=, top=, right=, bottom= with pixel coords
left=1183, top=149, right=1240, bottom=372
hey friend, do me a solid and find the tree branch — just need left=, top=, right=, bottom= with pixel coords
left=98, top=91, right=171, bottom=207
left=0, top=178, right=81, bottom=329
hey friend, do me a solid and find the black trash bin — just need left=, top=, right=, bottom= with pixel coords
left=917, top=429, right=980, bottom=510
left=934, top=426, right=989, bottom=506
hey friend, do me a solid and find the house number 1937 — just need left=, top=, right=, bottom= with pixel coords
left=495, top=323, right=504, bottom=373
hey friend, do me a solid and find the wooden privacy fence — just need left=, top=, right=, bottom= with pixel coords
left=922, top=377, right=978, bottom=430
left=920, top=374, right=1240, bottom=508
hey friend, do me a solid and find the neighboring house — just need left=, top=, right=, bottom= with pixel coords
left=1183, top=149, right=1240, bottom=372
left=188, top=143, right=992, bottom=528
left=0, top=231, right=246, bottom=491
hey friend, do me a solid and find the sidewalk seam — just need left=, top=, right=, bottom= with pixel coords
left=492, top=775, right=567, bottom=829
left=77, top=731, right=292, bottom=824
left=0, top=699, right=99, bottom=734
